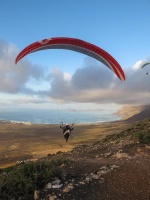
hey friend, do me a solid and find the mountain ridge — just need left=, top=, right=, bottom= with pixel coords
left=115, top=104, right=150, bottom=120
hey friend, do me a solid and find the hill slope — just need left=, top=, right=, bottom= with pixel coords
left=115, top=104, right=150, bottom=120
left=41, top=118, right=150, bottom=200
left=1, top=118, right=149, bottom=200
left=125, top=109, right=150, bottom=122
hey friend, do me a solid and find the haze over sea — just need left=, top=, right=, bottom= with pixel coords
left=0, top=108, right=120, bottom=125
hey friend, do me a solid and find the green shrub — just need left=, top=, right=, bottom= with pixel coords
left=56, top=151, right=62, bottom=154
left=127, top=128, right=133, bottom=132
left=116, top=131, right=125, bottom=138
left=134, top=132, right=143, bottom=141
left=0, top=159, right=67, bottom=200
left=136, top=123, right=142, bottom=127
left=134, top=131, right=150, bottom=144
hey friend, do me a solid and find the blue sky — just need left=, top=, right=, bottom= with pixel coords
left=0, top=0, right=150, bottom=112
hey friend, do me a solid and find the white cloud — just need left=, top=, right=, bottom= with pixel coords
left=133, top=57, right=150, bottom=70
left=64, top=72, right=72, bottom=81
left=133, top=60, right=143, bottom=70
left=0, top=39, right=45, bottom=93
left=42, top=58, right=150, bottom=105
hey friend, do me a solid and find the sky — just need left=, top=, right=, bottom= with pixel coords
left=0, top=0, right=150, bottom=113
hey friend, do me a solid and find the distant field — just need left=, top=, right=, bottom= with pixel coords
left=0, top=120, right=133, bottom=168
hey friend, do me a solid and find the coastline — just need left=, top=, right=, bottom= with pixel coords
left=0, top=108, right=121, bottom=125
left=0, top=117, right=121, bottom=126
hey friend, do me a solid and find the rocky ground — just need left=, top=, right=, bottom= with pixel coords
left=36, top=119, right=150, bottom=200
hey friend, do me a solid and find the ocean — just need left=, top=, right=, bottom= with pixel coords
left=0, top=108, right=120, bottom=125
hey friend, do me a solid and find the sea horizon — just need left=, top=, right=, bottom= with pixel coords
left=0, top=108, right=120, bottom=125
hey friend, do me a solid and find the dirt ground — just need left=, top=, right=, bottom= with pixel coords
left=38, top=126, right=150, bottom=200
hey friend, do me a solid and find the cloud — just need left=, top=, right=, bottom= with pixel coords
left=71, top=60, right=113, bottom=90
left=133, top=57, right=150, bottom=70
left=0, top=97, right=51, bottom=106
left=11, top=97, right=51, bottom=105
left=0, top=39, right=45, bottom=93
left=42, top=58, right=150, bottom=105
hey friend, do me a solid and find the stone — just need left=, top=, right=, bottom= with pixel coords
left=92, top=174, right=99, bottom=179
left=52, top=184, right=63, bottom=189
left=45, top=182, right=52, bottom=189
left=34, top=190, right=39, bottom=200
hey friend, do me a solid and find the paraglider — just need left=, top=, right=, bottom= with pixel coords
left=60, top=122, right=74, bottom=142
left=15, top=37, right=125, bottom=81
left=141, top=62, right=150, bottom=75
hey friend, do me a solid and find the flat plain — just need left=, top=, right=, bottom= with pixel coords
left=0, top=120, right=134, bottom=168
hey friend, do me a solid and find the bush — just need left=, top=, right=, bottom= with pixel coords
left=126, top=128, right=134, bottom=132
left=116, top=131, right=126, bottom=138
left=134, top=131, right=150, bottom=144
left=0, top=159, right=67, bottom=200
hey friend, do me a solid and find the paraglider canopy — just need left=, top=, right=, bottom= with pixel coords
left=15, top=37, right=126, bottom=81
left=141, top=62, right=150, bottom=68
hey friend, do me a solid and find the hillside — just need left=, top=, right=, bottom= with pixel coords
left=125, top=109, right=150, bottom=122
left=115, top=104, right=150, bottom=120
left=1, top=118, right=150, bottom=200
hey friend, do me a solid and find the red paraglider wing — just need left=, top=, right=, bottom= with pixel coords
left=15, top=37, right=125, bottom=81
